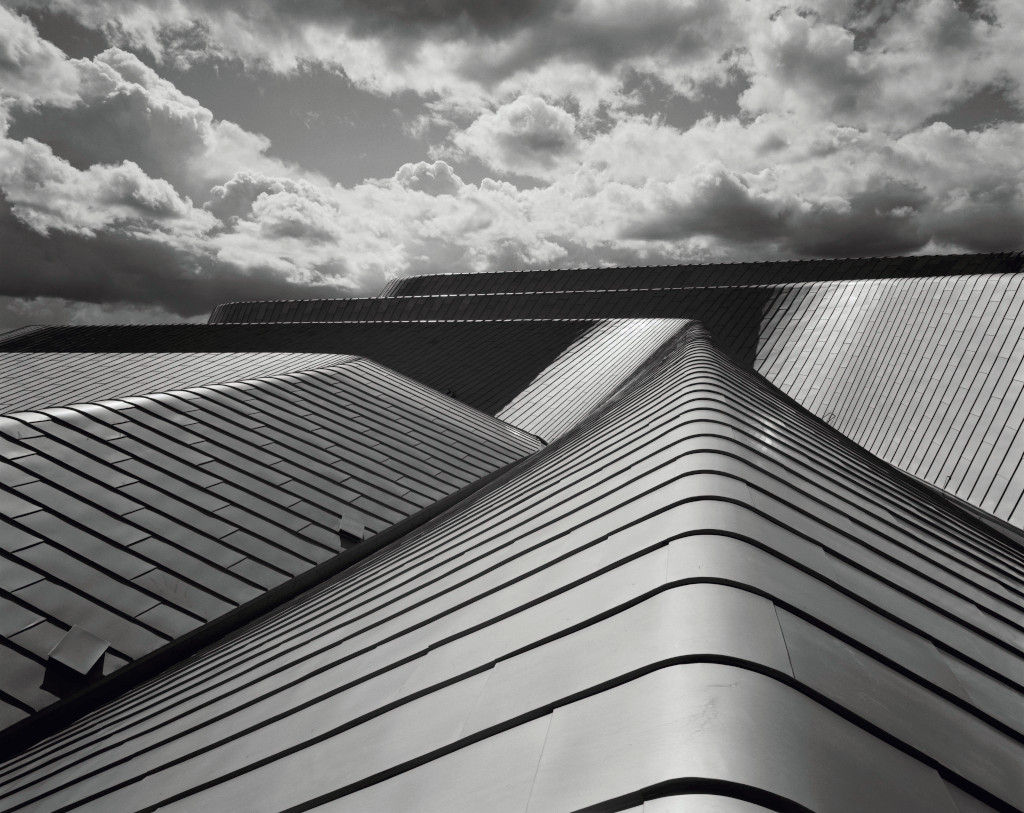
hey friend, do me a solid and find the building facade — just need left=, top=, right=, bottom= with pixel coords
left=0, top=254, right=1022, bottom=812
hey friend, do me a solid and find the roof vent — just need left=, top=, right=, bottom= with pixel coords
left=338, top=515, right=366, bottom=547
left=43, top=626, right=110, bottom=697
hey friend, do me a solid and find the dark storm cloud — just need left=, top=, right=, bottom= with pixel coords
left=621, top=170, right=1024, bottom=258
left=789, top=178, right=930, bottom=256
left=625, top=172, right=788, bottom=244
left=0, top=195, right=349, bottom=319
left=929, top=184, right=1024, bottom=253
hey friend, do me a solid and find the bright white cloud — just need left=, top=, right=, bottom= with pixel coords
left=0, top=5, right=81, bottom=106
left=454, top=96, right=579, bottom=177
left=394, top=160, right=464, bottom=195
left=739, top=0, right=1024, bottom=132
left=9, top=47, right=312, bottom=202
left=0, top=135, right=214, bottom=236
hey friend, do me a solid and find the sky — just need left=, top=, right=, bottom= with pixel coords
left=0, top=0, right=1021, bottom=329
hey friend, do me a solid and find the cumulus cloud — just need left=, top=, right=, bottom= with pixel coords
left=739, top=0, right=1024, bottom=131
left=206, top=172, right=316, bottom=221
left=0, top=136, right=210, bottom=235
left=394, top=160, right=463, bottom=195
left=454, top=95, right=578, bottom=177
left=618, top=116, right=1024, bottom=257
left=0, top=192, right=349, bottom=318
left=0, top=12, right=355, bottom=320
left=0, top=5, right=80, bottom=106
left=7, top=0, right=1022, bottom=122
left=461, top=0, right=739, bottom=99
left=626, top=169, right=790, bottom=244
left=7, top=47, right=311, bottom=202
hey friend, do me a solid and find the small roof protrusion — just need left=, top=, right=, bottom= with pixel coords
left=43, top=626, right=110, bottom=697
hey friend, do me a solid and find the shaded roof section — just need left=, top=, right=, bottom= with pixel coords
left=0, top=353, right=354, bottom=415
left=183, top=255, right=1024, bottom=530
left=5, top=254, right=1024, bottom=529
left=377, top=251, right=1023, bottom=297
left=1, top=324, right=1019, bottom=812
left=0, top=322, right=595, bottom=416
left=0, top=358, right=541, bottom=732
left=155, top=251, right=1024, bottom=524
left=205, top=280, right=812, bottom=331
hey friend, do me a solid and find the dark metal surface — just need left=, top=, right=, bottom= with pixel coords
left=0, top=358, right=540, bottom=732
left=45, top=626, right=108, bottom=677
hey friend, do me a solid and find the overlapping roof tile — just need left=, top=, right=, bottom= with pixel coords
left=0, top=358, right=540, bottom=731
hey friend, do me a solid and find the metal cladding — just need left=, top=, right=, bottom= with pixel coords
left=181, top=252, right=1024, bottom=529
left=0, top=323, right=1020, bottom=812
left=0, top=322, right=600, bottom=416
left=0, top=358, right=541, bottom=731
left=495, top=318, right=691, bottom=440
left=374, top=251, right=1023, bottom=297
left=7, top=256, right=1024, bottom=524
left=0, top=320, right=707, bottom=443
left=754, top=274, right=1024, bottom=525
left=0, top=353, right=357, bottom=414
left=207, top=251, right=1024, bottom=323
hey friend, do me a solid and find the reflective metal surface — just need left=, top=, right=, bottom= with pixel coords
left=0, top=275, right=1021, bottom=813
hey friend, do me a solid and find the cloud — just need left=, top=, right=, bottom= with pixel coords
left=787, top=177, right=930, bottom=256
left=8, top=0, right=1023, bottom=127
left=617, top=115, right=1024, bottom=257
left=307, top=0, right=568, bottom=41
left=454, top=95, right=578, bottom=177
left=897, top=122, right=1024, bottom=251
left=0, top=135, right=210, bottom=235
left=7, top=47, right=310, bottom=202
left=394, top=160, right=463, bottom=195
left=206, top=172, right=315, bottom=221
left=205, top=167, right=566, bottom=290
left=460, top=0, right=739, bottom=98
left=622, top=164, right=930, bottom=257
left=7, top=0, right=745, bottom=107
left=0, top=12, right=368, bottom=320
left=0, top=14, right=353, bottom=318
left=625, top=169, right=789, bottom=244
left=739, top=0, right=1024, bottom=131
left=0, top=4, right=80, bottom=106
left=0, top=296, right=208, bottom=332
left=0, top=192, right=349, bottom=318
left=738, top=7, right=870, bottom=124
